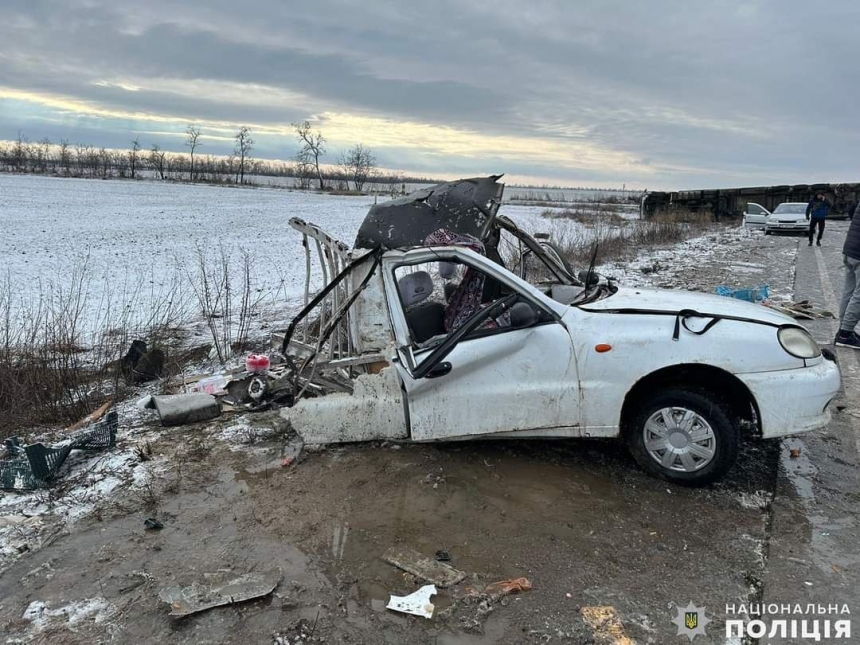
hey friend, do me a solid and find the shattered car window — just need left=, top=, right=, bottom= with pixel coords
left=393, top=260, right=512, bottom=348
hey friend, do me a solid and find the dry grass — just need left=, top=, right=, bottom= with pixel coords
left=0, top=259, right=192, bottom=439
left=0, top=243, right=274, bottom=438
left=547, top=210, right=717, bottom=269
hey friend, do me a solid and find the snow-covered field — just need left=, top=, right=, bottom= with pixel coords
left=1, top=174, right=576, bottom=334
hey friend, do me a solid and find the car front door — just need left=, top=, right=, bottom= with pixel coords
left=382, top=247, right=581, bottom=441
left=744, top=203, right=770, bottom=227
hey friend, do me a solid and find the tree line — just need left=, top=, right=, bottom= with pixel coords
left=0, top=122, right=422, bottom=193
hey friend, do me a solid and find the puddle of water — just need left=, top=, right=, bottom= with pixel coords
left=781, top=438, right=860, bottom=569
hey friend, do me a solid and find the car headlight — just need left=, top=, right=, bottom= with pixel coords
left=778, top=326, right=821, bottom=359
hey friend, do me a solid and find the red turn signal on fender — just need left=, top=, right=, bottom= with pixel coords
left=595, top=344, right=612, bottom=353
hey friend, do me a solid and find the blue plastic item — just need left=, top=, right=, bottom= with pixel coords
left=714, top=285, right=769, bottom=303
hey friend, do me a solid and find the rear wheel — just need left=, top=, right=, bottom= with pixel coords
left=624, top=388, right=739, bottom=486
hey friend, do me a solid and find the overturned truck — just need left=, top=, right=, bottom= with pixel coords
left=276, top=176, right=840, bottom=486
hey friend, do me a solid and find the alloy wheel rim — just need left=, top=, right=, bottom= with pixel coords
left=643, top=407, right=716, bottom=472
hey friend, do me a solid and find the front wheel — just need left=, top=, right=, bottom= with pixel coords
left=624, top=388, right=739, bottom=486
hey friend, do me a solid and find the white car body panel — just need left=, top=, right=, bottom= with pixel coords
left=395, top=322, right=580, bottom=441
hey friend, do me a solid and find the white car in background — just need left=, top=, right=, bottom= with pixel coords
left=743, top=202, right=771, bottom=228
left=764, top=202, right=810, bottom=235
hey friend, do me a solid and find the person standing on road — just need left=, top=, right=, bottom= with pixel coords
left=835, top=213, right=860, bottom=348
left=806, top=192, right=831, bottom=246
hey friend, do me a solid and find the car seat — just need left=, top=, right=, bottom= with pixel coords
left=397, top=271, right=446, bottom=343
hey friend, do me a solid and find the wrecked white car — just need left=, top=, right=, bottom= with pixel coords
left=277, top=177, right=841, bottom=486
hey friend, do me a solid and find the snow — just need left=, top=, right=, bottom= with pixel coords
left=23, top=596, right=116, bottom=631
left=0, top=174, right=568, bottom=336
left=0, top=394, right=161, bottom=573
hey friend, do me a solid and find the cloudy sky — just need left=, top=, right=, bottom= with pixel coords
left=1, top=0, right=857, bottom=189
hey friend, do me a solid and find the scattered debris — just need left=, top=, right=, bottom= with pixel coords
left=581, top=606, right=634, bottom=645
left=158, top=568, right=282, bottom=617
left=789, top=447, right=802, bottom=459
left=484, top=577, right=532, bottom=599
left=715, top=284, right=769, bottom=302
left=66, top=400, right=113, bottom=432
left=144, top=518, right=164, bottom=530
left=382, top=546, right=467, bottom=588
left=386, top=584, right=437, bottom=619
left=245, top=353, right=270, bottom=374
left=763, top=299, right=835, bottom=320
left=1, top=411, right=118, bottom=491
left=187, top=374, right=230, bottom=395
left=273, top=616, right=321, bottom=644
left=144, top=394, right=221, bottom=426
left=121, top=339, right=165, bottom=384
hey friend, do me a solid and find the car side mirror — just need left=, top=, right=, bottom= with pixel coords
left=510, top=302, right=538, bottom=329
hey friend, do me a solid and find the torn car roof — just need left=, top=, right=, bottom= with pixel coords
left=354, top=175, right=505, bottom=250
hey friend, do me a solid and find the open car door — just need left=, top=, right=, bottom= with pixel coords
left=381, top=246, right=581, bottom=441
left=743, top=203, right=770, bottom=228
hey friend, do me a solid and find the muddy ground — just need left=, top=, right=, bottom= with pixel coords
left=2, top=226, right=859, bottom=644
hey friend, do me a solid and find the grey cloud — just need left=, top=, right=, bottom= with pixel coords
left=1, top=0, right=859, bottom=188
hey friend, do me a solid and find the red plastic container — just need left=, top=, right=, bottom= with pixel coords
left=245, top=354, right=271, bottom=374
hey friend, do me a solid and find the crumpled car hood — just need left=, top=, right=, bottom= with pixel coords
left=580, top=287, right=795, bottom=326
left=354, top=175, right=504, bottom=250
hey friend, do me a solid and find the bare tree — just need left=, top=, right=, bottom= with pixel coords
left=129, top=137, right=141, bottom=179
left=149, top=144, right=166, bottom=180
left=234, top=126, right=254, bottom=184
left=185, top=125, right=201, bottom=182
left=12, top=132, right=27, bottom=172
left=292, top=120, right=326, bottom=190
left=340, top=143, right=376, bottom=192
left=59, top=139, right=71, bottom=175
left=98, top=148, right=111, bottom=178
left=40, top=138, right=52, bottom=173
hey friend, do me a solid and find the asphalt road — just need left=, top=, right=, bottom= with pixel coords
left=758, top=221, right=860, bottom=644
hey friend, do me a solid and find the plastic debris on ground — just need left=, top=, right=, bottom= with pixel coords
left=483, top=577, right=533, bottom=599
left=386, top=584, right=437, bottom=619
left=158, top=568, right=282, bottom=617
left=715, top=284, right=770, bottom=302
left=0, top=410, right=118, bottom=491
left=143, top=394, right=221, bottom=427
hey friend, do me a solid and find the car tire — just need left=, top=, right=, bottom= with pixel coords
left=624, top=388, right=739, bottom=487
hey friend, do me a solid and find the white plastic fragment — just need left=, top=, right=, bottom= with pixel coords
left=386, top=584, right=437, bottom=619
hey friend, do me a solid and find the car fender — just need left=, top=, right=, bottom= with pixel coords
left=565, top=309, right=804, bottom=435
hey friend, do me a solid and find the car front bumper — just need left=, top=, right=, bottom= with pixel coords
left=765, top=221, right=808, bottom=232
left=738, top=356, right=841, bottom=438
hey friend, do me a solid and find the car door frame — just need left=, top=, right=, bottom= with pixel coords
left=743, top=202, right=770, bottom=228
left=380, top=246, right=581, bottom=441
